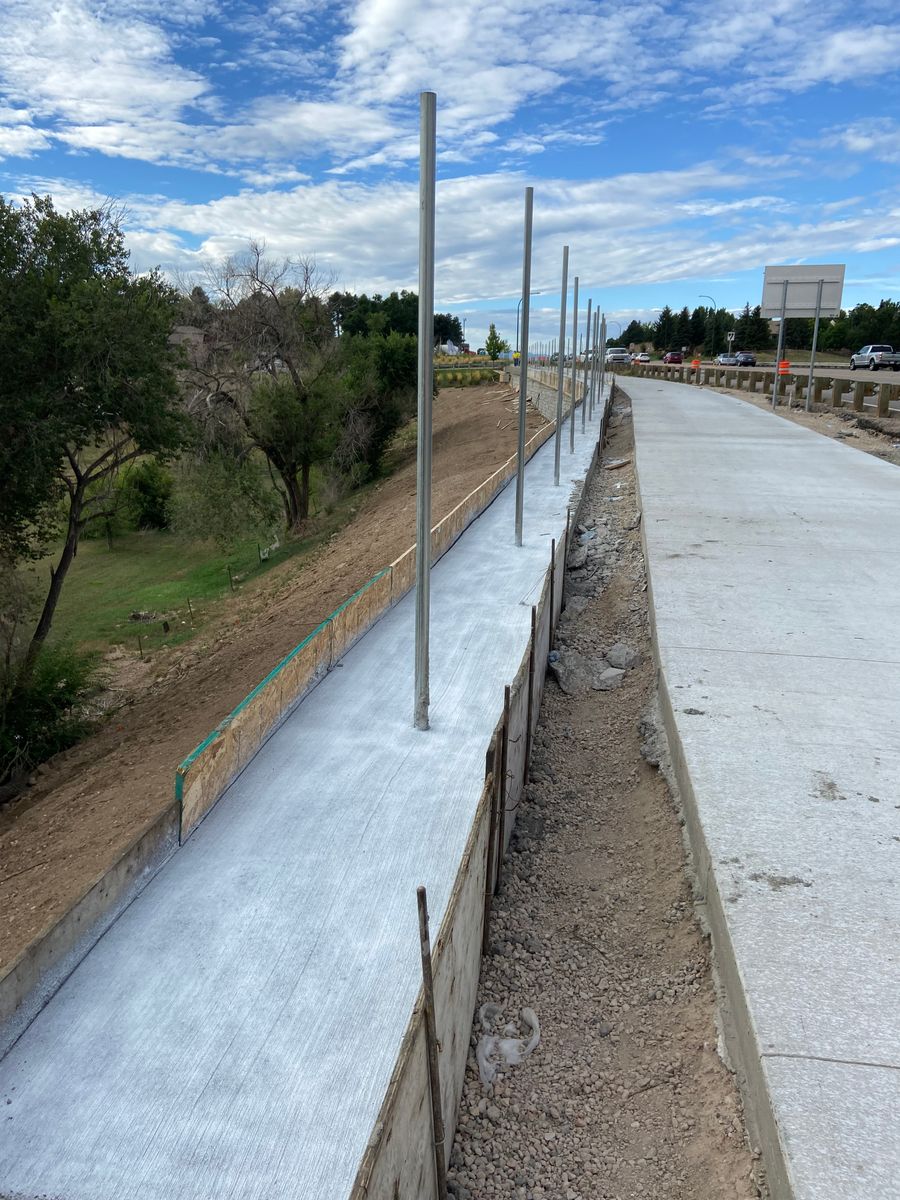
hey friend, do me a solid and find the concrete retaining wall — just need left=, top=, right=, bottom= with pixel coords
left=0, top=421, right=558, bottom=1069
left=0, top=801, right=179, bottom=1060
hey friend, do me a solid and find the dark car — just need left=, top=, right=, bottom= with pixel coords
left=735, top=351, right=756, bottom=366
left=663, top=351, right=683, bottom=364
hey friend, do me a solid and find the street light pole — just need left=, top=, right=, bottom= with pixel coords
left=699, top=294, right=717, bottom=358
left=516, top=291, right=542, bottom=356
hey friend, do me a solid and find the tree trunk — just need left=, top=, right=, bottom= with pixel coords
left=19, top=487, right=84, bottom=684
left=283, top=471, right=303, bottom=530
left=299, top=460, right=311, bottom=523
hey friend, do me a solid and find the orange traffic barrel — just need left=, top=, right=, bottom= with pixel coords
left=778, top=360, right=790, bottom=375
left=691, top=358, right=701, bottom=369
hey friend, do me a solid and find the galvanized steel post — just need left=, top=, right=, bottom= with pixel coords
left=805, top=278, right=824, bottom=413
left=569, top=276, right=579, bottom=452
left=582, top=297, right=592, bottom=433
left=414, top=91, right=436, bottom=731
left=771, top=278, right=788, bottom=410
left=590, top=308, right=600, bottom=419
left=515, top=186, right=534, bottom=548
left=553, top=245, right=569, bottom=486
left=598, top=313, right=607, bottom=400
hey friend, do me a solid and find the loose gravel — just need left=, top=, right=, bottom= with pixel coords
left=448, top=395, right=766, bottom=1200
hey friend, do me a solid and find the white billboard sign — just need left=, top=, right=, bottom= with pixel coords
left=761, top=264, right=844, bottom=318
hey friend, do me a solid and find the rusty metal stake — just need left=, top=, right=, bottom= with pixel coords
left=525, top=605, right=537, bottom=781
left=496, top=685, right=511, bottom=885
left=549, top=537, right=556, bottom=631
left=482, top=738, right=501, bottom=954
left=416, top=886, right=448, bottom=1200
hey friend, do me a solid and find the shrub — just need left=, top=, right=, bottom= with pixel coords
left=0, top=643, right=99, bottom=784
left=120, top=460, right=174, bottom=530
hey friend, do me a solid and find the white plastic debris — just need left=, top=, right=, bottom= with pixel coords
left=476, top=1005, right=541, bottom=1087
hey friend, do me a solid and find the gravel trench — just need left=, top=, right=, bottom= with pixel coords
left=448, top=394, right=766, bottom=1200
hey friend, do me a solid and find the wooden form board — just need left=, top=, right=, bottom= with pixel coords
left=349, top=778, right=492, bottom=1199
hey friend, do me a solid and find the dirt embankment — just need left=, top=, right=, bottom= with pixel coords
left=0, top=384, right=545, bottom=970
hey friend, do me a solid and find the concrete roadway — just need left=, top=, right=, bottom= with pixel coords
left=627, top=376, right=900, bottom=1198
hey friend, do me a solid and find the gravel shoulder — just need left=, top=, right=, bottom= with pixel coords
left=449, top=398, right=763, bottom=1200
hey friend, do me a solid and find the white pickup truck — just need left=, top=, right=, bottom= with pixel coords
left=849, top=344, right=900, bottom=371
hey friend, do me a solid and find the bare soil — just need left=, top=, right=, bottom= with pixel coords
left=449, top=401, right=763, bottom=1199
left=0, top=383, right=545, bottom=971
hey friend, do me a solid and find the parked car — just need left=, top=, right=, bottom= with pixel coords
left=735, top=351, right=756, bottom=366
left=605, top=347, right=632, bottom=365
left=849, top=344, right=900, bottom=371
left=715, top=353, right=740, bottom=366
left=633, top=351, right=651, bottom=363
left=662, top=351, right=683, bottom=364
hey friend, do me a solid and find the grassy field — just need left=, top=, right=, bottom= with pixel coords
left=34, top=478, right=384, bottom=658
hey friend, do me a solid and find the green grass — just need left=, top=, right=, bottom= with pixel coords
left=35, top=529, right=312, bottom=654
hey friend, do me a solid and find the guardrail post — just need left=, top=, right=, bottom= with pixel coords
left=877, top=383, right=895, bottom=417
left=812, top=377, right=825, bottom=406
left=831, top=377, right=844, bottom=408
left=852, top=380, right=865, bottom=412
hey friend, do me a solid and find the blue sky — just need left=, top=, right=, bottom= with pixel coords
left=1, top=0, right=898, bottom=350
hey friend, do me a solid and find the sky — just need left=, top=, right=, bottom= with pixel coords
left=1, top=0, right=899, bottom=351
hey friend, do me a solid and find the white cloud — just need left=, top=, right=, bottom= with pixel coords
left=0, top=0, right=209, bottom=125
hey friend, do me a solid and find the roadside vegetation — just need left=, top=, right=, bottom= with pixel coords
left=616, top=299, right=900, bottom=356
left=0, top=193, right=461, bottom=790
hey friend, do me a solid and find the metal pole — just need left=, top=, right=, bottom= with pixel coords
left=416, top=886, right=448, bottom=1200
left=599, top=313, right=607, bottom=400
left=514, top=187, right=534, bottom=548
left=553, top=245, right=568, bottom=486
left=590, top=308, right=600, bottom=419
left=569, top=276, right=579, bottom=452
left=805, top=278, right=824, bottom=413
left=582, top=297, right=592, bottom=433
left=771, top=278, right=788, bottom=410
left=414, top=91, right=436, bottom=731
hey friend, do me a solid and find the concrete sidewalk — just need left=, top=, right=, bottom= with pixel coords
left=627, top=378, right=900, bottom=1199
left=0, top=405, right=601, bottom=1200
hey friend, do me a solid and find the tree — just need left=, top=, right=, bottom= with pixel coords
left=654, top=305, right=675, bottom=350
left=193, top=249, right=419, bottom=527
left=484, top=323, right=509, bottom=360
left=689, top=306, right=707, bottom=348
left=193, top=245, right=339, bottom=527
left=675, top=306, right=692, bottom=350
left=622, top=319, right=650, bottom=347
left=0, top=194, right=187, bottom=680
left=433, top=311, right=464, bottom=348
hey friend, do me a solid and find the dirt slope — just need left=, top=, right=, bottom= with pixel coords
left=0, top=383, right=545, bottom=969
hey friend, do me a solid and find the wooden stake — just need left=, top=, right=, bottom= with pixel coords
left=227, top=564, right=235, bottom=593
left=416, top=886, right=448, bottom=1200
left=549, top=538, right=556, bottom=631
left=187, top=597, right=194, bottom=628
left=525, top=605, right=537, bottom=781
left=482, top=739, right=501, bottom=955
left=496, top=685, right=511, bottom=885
